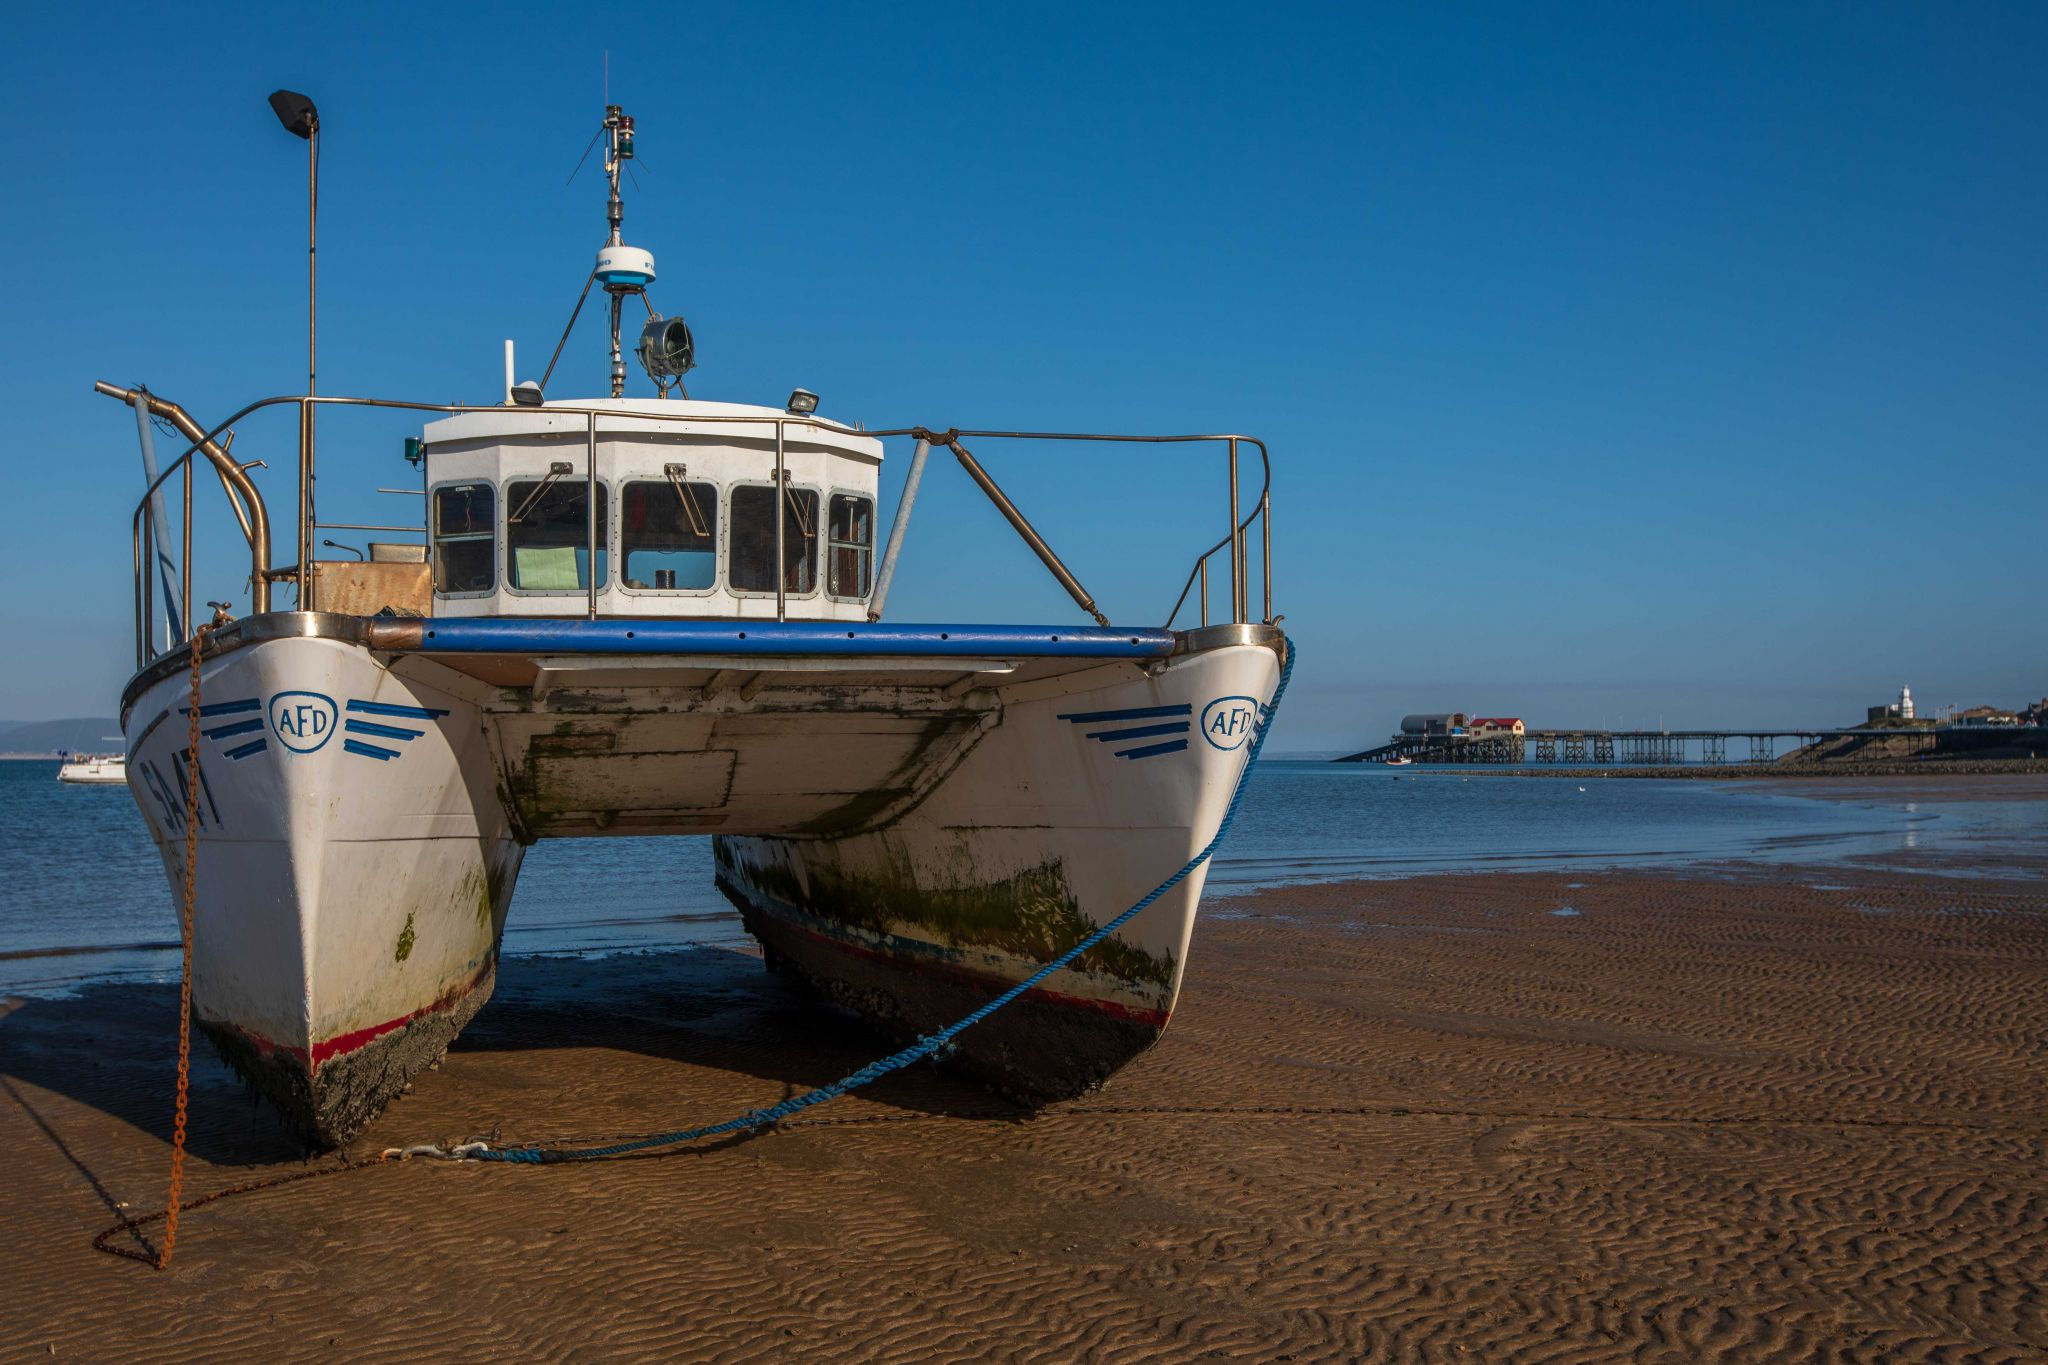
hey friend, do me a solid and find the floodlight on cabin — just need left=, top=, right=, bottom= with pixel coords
left=637, top=314, right=696, bottom=390
left=510, top=381, right=545, bottom=407
left=786, top=388, right=820, bottom=416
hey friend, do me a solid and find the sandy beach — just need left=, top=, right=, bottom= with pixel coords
left=5, top=821, right=2046, bottom=1359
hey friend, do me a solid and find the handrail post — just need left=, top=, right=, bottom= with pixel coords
left=1227, top=438, right=1244, bottom=623
left=133, top=510, right=145, bottom=668
left=144, top=509, right=156, bottom=659
left=1260, top=488, right=1271, bottom=624
left=867, top=436, right=930, bottom=621
left=182, top=459, right=193, bottom=646
left=297, top=397, right=313, bottom=610
left=586, top=411, right=599, bottom=620
left=774, top=419, right=786, bottom=622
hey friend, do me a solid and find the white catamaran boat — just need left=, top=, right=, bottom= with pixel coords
left=57, top=751, right=128, bottom=784
left=103, top=100, right=1286, bottom=1146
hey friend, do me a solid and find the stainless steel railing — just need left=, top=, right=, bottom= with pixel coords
left=104, top=389, right=1275, bottom=671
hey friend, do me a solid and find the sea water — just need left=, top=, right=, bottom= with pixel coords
left=1, top=758, right=2038, bottom=996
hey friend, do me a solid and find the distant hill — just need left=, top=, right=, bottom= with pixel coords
left=0, top=718, right=123, bottom=757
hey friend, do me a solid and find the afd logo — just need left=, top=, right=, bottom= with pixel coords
left=1200, top=696, right=1261, bottom=751
left=269, top=691, right=338, bottom=754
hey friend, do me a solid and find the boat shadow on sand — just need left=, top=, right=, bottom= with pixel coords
left=0, top=944, right=1029, bottom=1174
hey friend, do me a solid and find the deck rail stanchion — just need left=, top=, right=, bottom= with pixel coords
left=132, top=509, right=145, bottom=668
left=586, top=411, right=599, bottom=620
left=139, top=507, right=154, bottom=664
left=1261, top=489, right=1271, bottom=623
left=181, top=458, right=193, bottom=647
left=774, top=419, right=786, bottom=622
left=1227, top=438, right=1244, bottom=623
left=867, top=435, right=930, bottom=622
left=296, top=397, right=313, bottom=610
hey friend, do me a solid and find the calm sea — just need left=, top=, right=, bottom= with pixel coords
left=2, top=758, right=2038, bottom=997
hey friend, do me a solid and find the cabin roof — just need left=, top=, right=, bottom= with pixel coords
left=421, top=397, right=883, bottom=462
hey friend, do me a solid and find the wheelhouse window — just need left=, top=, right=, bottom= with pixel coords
left=507, top=469, right=608, bottom=591
left=827, top=493, right=874, bottom=598
left=621, top=472, right=717, bottom=591
left=730, top=483, right=818, bottom=594
left=432, top=482, right=494, bottom=594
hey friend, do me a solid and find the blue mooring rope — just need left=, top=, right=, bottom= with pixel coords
left=446, top=643, right=1295, bottom=1165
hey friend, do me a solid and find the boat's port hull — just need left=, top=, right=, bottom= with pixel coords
left=196, top=962, right=498, bottom=1144
left=123, top=633, right=520, bottom=1145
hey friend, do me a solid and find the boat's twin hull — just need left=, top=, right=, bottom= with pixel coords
left=122, top=621, right=1280, bottom=1144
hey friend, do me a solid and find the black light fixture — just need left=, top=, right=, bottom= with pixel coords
left=269, top=88, right=321, bottom=603
left=786, top=388, right=820, bottom=415
left=267, top=89, right=319, bottom=139
left=510, top=382, right=546, bottom=407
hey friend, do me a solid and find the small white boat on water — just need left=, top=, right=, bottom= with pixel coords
left=101, top=101, right=1287, bottom=1145
left=57, top=752, right=127, bottom=784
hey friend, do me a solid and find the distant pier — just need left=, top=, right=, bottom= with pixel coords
left=1337, top=725, right=2046, bottom=766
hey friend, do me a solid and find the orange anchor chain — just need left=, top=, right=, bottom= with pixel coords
left=156, top=622, right=210, bottom=1269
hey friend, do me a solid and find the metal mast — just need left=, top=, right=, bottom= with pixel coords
left=601, top=105, right=635, bottom=399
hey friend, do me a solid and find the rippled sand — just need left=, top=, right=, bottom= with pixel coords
left=5, top=858, right=2045, bottom=1360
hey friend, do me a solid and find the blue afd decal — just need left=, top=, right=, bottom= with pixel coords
left=1200, top=696, right=1260, bottom=751
left=268, top=691, right=339, bottom=754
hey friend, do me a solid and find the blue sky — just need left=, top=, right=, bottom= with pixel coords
left=0, top=3, right=2041, bottom=751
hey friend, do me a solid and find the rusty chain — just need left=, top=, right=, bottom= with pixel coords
left=154, top=624, right=209, bottom=1269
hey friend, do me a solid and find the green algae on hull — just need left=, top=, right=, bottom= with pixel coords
left=716, top=838, right=1176, bottom=989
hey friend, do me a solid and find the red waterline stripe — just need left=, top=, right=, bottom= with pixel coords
left=202, top=968, right=487, bottom=1072
left=769, top=912, right=1171, bottom=1028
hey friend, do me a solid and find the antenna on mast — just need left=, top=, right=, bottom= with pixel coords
left=590, top=104, right=652, bottom=398
left=539, top=98, right=693, bottom=401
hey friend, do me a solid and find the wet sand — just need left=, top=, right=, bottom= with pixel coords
left=5, top=857, right=2046, bottom=1359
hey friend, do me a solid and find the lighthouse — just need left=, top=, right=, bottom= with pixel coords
left=1899, top=685, right=1915, bottom=720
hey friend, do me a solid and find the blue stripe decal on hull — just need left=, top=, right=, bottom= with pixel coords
left=345, top=718, right=424, bottom=741
left=1085, top=722, right=1190, bottom=743
left=346, top=699, right=450, bottom=720
left=181, top=698, right=261, bottom=717
left=203, top=718, right=265, bottom=740
left=1116, top=739, right=1189, bottom=761
left=343, top=739, right=399, bottom=761
left=1056, top=704, right=1192, bottom=724
left=399, top=619, right=1176, bottom=660
left=224, top=738, right=268, bottom=760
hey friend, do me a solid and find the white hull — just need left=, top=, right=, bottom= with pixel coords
left=122, top=616, right=1281, bottom=1143
left=125, top=635, right=520, bottom=1140
left=717, top=645, right=1278, bottom=1096
left=58, top=757, right=127, bottom=784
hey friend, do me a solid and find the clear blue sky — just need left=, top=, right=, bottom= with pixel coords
left=1, top=3, right=2041, bottom=752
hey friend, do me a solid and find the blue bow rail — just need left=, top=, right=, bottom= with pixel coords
left=392, top=643, right=1295, bottom=1166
